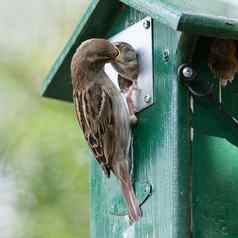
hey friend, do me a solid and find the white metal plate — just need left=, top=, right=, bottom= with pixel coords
left=105, top=17, right=153, bottom=112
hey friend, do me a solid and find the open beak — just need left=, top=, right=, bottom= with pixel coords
left=113, top=45, right=120, bottom=59
left=108, top=45, right=120, bottom=63
left=102, top=45, right=120, bottom=62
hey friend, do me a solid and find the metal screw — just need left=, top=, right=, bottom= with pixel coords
left=144, top=95, right=151, bottom=103
left=143, top=19, right=150, bottom=29
left=182, top=67, right=193, bottom=78
left=162, top=49, right=170, bottom=62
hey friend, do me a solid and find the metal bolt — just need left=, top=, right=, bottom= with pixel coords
left=182, top=67, right=193, bottom=78
left=143, top=19, right=150, bottom=29
left=162, top=49, right=170, bottom=62
left=144, top=95, right=151, bottom=103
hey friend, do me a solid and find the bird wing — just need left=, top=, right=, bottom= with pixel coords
left=73, top=83, right=115, bottom=177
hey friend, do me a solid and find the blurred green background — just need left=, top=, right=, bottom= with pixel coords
left=0, top=0, right=91, bottom=237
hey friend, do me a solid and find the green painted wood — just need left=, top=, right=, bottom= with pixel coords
left=192, top=100, right=238, bottom=147
left=120, top=0, right=238, bottom=39
left=191, top=36, right=238, bottom=237
left=178, top=14, right=238, bottom=39
left=192, top=133, right=238, bottom=238
left=91, top=7, right=191, bottom=238
left=42, top=0, right=238, bottom=102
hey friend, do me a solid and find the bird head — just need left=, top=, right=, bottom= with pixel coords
left=113, top=42, right=135, bottom=62
left=208, top=39, right=238, bottom=86
left=72, top=38, right=119, bottom=72
left=111, top=42, right=139, bottom=81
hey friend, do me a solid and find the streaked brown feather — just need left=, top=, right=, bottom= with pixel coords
left=73, top=83, right=115, bottom=177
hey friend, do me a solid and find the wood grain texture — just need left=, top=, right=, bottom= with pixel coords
left=40, top=0, right=238, bottom=237
left=178, top=14, right=238, bottom=39
left=192, top=134, right=238, bottom=238
left=119, top=0, right=181, bottom=29
left=91, top=6, right=191, bottom=238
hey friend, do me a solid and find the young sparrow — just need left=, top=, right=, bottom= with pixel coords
left=111, top=42, right=139, bottom=122
left=71, top=39, right=142, bottom=223
left=208, top=38, right=238, bottom=86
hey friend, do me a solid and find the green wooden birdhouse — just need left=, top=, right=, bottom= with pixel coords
left=42, top=0, right=238, bottom=237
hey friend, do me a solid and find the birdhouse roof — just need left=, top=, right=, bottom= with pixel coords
left=42, top=0, right=238, bottom=101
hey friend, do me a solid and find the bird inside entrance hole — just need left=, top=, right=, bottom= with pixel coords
left=208, top=38, right=238, bottom=87
left=71, top=38, right=142, bottom=223
left=208, top=38, right=238, bottom=102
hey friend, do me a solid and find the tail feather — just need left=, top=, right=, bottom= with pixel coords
left=121, top=180, right=142, bottom=223
left=113, top=160, right=142, bottom=223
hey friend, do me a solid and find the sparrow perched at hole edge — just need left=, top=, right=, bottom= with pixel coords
left=71, top=38, right=142, bottom=223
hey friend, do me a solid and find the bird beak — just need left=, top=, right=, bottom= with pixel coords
left=102, top=45, right=120, bottom=62
left=113, top=45, right=120, bottom=59
left=114, top=45, right=120, bottom=57
left=99, top=44, right=120, bottom=62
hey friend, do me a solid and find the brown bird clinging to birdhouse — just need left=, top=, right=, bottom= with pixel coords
left=71, top=38, right=142, bottom=223
left=208, top=38, right=238, bottom=87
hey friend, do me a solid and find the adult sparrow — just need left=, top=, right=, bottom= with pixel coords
left=208, top=38, right=238, bottom=86
left=111, top=42, right=139, bottom=121
left=71, top=38, right=142, bottom=223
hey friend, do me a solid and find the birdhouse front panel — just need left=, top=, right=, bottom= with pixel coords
left=90, top=5, right=191, bottom=238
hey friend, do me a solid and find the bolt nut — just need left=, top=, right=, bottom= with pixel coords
left=143, top=20, right=150, bottom=29
left=144, top=95, right=151, bottom=103
left=182, top=67, right=193, bottom=78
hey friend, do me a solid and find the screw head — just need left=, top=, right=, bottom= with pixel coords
left=143, top=19, right=150, bottom=29
left=182, top=67, right=193, bottom=78
left=144, top=95, right=151, bottom=103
